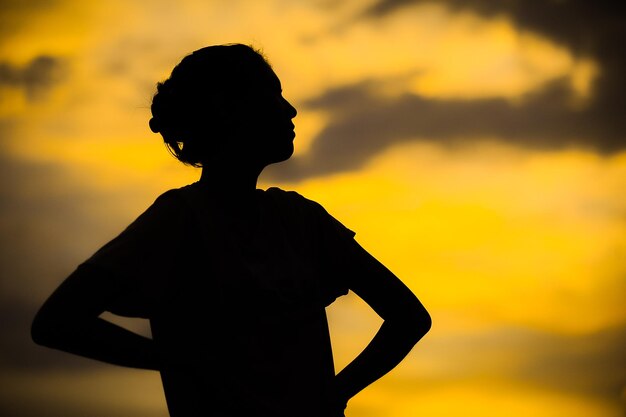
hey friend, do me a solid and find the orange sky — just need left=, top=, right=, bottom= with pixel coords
left=1, top=1, right=624, bottom=416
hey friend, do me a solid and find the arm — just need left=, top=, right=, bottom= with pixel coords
left=31, top=264, right=160, bottom=371
left=328, top=241, right=431, bottom=413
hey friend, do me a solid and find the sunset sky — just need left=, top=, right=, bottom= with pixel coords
left=1, top=1, right=625, bottom=416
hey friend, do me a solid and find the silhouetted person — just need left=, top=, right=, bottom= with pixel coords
left=31, top=44, right=431, bottom=417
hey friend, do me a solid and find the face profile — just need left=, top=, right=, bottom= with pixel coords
left=229, top=65, right=298, bottom=166
left=149, top=44, right=298, bottom=170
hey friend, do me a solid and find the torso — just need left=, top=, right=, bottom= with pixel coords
left=150, top=183, right=337, bottom=417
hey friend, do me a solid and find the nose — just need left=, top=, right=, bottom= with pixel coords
left=283, top=97, right=297, bottom=118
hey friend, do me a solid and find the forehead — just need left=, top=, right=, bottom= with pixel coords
left=254, top=64, right=281, bottom=91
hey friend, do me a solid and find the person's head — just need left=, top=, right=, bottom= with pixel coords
left=149, top=44, right=297, bottom=168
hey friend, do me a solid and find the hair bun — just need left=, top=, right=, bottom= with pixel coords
left=149, top=117, right=161, bottom=133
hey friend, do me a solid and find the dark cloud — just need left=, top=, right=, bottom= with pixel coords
left=267, top=1, right=626, bottom=181
left=361, top=0, right=626, bottom=145
left=515, top=323, right=626, bottom=401
left=0, top=156, right=92, bottom=296
left=0, top=0, right=57, bottom=13
left=266, top=76, right=621, bottom=181
left=0, top=0, right=59, bottom=40
left=0, top=154, right=148, bottom=370
left=0, top=55, right=66, bottom=100
left=361, top=0, right=625, bottom=62
left=0, top=157, right=150, bottom=372
left=0, top=156, right=101, bottom=370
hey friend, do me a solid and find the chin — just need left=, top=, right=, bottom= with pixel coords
left=277, top=144, right=295, bottom=162
left=266, top=143, right=294, bottom=165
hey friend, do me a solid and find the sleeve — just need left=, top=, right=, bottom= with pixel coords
left=287, top=191, right=357, bottom=305
left=81, top=189, right=191, bottom=318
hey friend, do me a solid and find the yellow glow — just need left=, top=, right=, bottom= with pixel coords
left=270, top=3, right=598, bottom=102
left=0, top=1, right=121, bottom=60
left=0, top=87, right=28, bottom=117
left=567, top=58, right=601, bottom=109
left=292, top=142, right=626, bottom=334
left=410, top=12, right=592, bottom=99
left=347, top=380, right=623, bottom=417
left=2, top=1, right=623, bottom=416
left=570, top=59, right=599, bottom=98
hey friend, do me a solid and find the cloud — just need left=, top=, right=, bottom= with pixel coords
left=0, top=0, right=60, bottom=40
left=515, top=323, right=626, bottom=400
left=0, top=155, right=152, bottom=372
left=361, top=0, right=624, bottom=60
left=264, top=1, right=626, bottom=180
left=0, top=55, right=66, bottom=100
left=266, top=76, right=622, bottom=181
left=361, top=1, right=626, bottom=139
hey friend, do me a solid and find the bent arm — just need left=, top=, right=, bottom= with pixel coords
left=330, top=242, right=431, bottom=411
left=31, top=265, right=160, bottom=370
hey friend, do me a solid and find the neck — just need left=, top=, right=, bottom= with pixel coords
left=199, top=159, right=264, bottom=194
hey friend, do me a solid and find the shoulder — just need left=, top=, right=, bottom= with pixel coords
left=152, top=187, right=188, bottom=209
left=265, top=187, right=355, bottom=237
left=142, top=187, right=192, bottom=218
left=263, top=187, right=327, bottom=231
left=264, top=187, right=324, bottom=212
left=110, top=187, right=192, bottom=241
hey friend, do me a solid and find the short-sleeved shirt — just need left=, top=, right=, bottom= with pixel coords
left=82, top=182, right=356, bottom=417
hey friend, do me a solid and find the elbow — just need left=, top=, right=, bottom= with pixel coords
left=31, top=311, right=50, bottom=346
left=31, top=308, right=61, bottom=347
left=386, top=303, right=431, bottom=344
left=405, top=304, right=431, bottom=342
left=416, top=309, right=432, bottom=337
